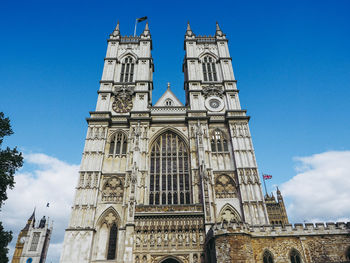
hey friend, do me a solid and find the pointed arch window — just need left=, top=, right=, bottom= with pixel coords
left=202, top=56, right=217, bottom=82
left=107, top=223, right=118, bottom=260
left=109, top=132, right=127, bottom=157
left=263, top=250, right=274, bottom=263
left=215, top=175, right=236, bottom=198
left=211, top=130, right=228, bottom=153
left=290, top=249, right=302, bottom=263
left=120, top=56, right=135, bottom=83
left=149, top=131, right=191, bottom=205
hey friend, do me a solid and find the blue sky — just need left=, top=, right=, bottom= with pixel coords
left=1, top=0, right=350, bottom=192
left=1, top=0, right=350, bottom=261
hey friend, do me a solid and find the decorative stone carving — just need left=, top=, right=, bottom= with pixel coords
left=102, top=177, right=123, bottom=203
left=202, top=85, right=224, bottom=98
left=215, top=174, right=237, bottom=198
left=219, top=205, right=241, bottom=223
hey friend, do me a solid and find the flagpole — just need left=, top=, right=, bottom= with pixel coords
left=134, top=19, right=137, bottom=37
left=263, top=172, right=268, bottom=196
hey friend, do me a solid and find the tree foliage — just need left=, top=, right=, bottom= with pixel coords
left=0, top=112, right=23, bottom=263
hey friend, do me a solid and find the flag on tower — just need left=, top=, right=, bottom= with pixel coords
left=263, top=174, right=272, bottom=179
left=136, top=16, right=147, bottom=22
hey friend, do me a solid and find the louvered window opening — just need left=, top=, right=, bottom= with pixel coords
left=107, top=223, right=117, bottom=260
left=202, top=56, right=217, bottom=82
left=211, top=130, right=228, bottom=153
left=29, top=232, right=40, bottom=251
left=120, top=56, right=134, bottom=83
left=109, top=133, right=127, bottom=157
left=149, top=132, right=191, bottom=205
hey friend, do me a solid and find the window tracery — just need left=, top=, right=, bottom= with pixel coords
left=215, top=175, right=236, bottom=198
left=263, top=250, right=274, bottom=263
left=149, top=131, right=191, bottom=205
left=102, top=177, right=123, bottom=203
left=202, top=56, right=217, bottom=82
left=290, top=249, right=302, bottom=263
left=120, top=56, right=135, bottom=83
left=211, top=129, right=229, bottom=153
left=109, top=132, right=127, bottom=157
left=219, top=205, right=241, bottom=223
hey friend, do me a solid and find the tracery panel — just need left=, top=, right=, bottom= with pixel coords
left=149, top=131, right=191, bottom=205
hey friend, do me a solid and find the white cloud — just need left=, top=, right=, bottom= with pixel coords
left=281, top=151, right=350, bottom=223
left=0, top=153, right=79, bottom=263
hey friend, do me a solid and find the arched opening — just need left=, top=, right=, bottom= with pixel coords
left=290, top=249, right=302, bottom=263
left=346, top=246, right=350, bottom=260
left=149, top=130, right=191, bottom=205
left=160, top=258, right=181, bottom=263
left=263, top=250, right=274, bottom=263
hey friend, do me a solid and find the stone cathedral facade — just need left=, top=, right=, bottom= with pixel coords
left=59, top=22, right=350, bottom=263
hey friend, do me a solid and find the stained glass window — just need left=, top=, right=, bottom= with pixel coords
left=149, top=131, right=191, bottom=205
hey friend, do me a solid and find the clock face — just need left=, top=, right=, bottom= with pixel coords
left=205, top=96, right=224, bottom=112
left=20, top=236, right=26, bottom=243
left=209, top=98, right=220, bottom=108
left=112, top=97, right=133, bottom=113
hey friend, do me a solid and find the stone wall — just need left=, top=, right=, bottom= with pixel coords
left=208, top=222, right=350, bottom=263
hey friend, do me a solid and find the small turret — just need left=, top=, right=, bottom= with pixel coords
left=185, top=21, right=194, bottom=37
left=39, top=216, right=46, bottom=228
left=110, top=21, right=120, bottom=39
left=141, top=22, right=150, bottom=37
left=23, top=208, right=35, bottom=231
left=215, top=21, right=224, bottom=37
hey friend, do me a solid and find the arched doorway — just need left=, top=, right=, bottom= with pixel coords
left=161, top=259, right=180, bottom=263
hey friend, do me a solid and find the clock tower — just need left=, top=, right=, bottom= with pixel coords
left=11, top=210, right=52, bottom=263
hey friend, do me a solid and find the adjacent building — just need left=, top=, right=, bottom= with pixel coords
left=12, top=210, right=52, bottom=263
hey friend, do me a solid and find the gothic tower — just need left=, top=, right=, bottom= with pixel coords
left=60, top=22, right=268, bottom=263
left=12, top=210, right=52, bottom=263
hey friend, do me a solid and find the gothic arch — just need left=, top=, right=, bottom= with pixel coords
left=218, top=204, right=241, bottom=223
left=108, top=129, right=128, bottom=141
left=159, top=256, right=183, bottom=263
left=95, top=206, right=121, bottom=228
left=262, top=249, right=274, bottom=263
left=148, top=127, right=189, bottom=151
left=289, top=248, right=302, bottom=263
left=198, top=51, right=219, bottom=62
left=107, top=130, right=128, bottom=157
left=148, top=129, right=192, bottom=205
left=118, top=51, right=138, bottom=63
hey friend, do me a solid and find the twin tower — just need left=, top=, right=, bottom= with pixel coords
left=59, top=22, right=268, bottom=263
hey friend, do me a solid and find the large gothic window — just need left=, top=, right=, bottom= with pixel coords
left=263, top=250, right=274, bottom=263
left=211, top=130, right=228, bottom=153
left=290, top=249, right=302, bottom=263
left=149, top=131, right=191, bottom=205
left=107, top=223, right=118, bottom=259
left=120, top=56, right=135, bottom=83
left=202, top=56, right=217, bottom=82
left=109, top=132, right=127, bottom=157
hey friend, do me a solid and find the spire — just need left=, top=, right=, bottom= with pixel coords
left=111, top=21, right=120, bottom=37
left=141, top=22, right=150, bottom=37
left=23, top=208, right=36, bottom=230
left=185, top=21, right=194, bottom=37
left=215, top=21, right=223, bottom=37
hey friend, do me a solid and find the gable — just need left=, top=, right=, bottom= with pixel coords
left=154, top=88, right=183, bottom=107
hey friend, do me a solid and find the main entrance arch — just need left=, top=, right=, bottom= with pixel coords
left=160, top=258, right=181, bottom=263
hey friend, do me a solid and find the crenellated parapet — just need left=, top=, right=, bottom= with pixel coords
left=210, top=221, right=350, bottom=238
